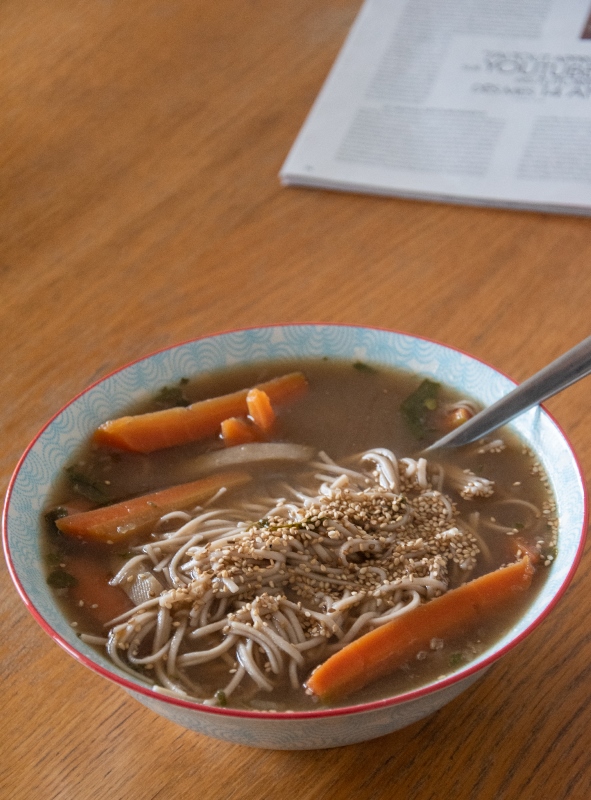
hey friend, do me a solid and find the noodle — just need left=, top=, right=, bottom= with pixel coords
left=96, top=448, right=488, bottom=705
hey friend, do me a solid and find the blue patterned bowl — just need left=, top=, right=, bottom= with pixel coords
left=3, top=325, right=587, bottom=749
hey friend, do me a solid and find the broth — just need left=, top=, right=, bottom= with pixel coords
left=43, top=359, right=557, bottom=710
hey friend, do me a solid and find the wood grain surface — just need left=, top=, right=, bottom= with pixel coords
left=2, top=1, right=591, bottom=798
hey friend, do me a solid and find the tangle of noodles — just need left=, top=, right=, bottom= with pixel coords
left=98, top=448, right=487, bottom=706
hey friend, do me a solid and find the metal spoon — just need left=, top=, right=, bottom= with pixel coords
left=423, top=335, right=591, bottom=452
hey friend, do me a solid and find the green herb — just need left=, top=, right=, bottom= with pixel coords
left=400, top=379, right=440, bottom=439
left=116, top=551, right=135, bottom=559
left=65, top=467, right=109, bottom=504
left=45, top=552, right=62, bottom=566
left=514, top=522, right=524, bottom=530
left=153, top=378, right=191, bottom=409
left=47, top=568, right=78, bottom=589
left=449, top=652, right=465, bottom=668
left=214, top=690, right=227, bottom=707
left=352, top=361, right=377, bottom=373
left=44, top=506, right=69, bottom=534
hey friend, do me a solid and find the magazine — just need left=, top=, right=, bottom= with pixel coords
left=280, top=0, right=591, bottom=214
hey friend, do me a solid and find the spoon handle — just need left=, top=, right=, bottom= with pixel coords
left=424, top=335, right=591, bottom=451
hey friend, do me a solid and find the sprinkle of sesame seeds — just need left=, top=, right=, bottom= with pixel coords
left=84, top=445, right=557, bottom=709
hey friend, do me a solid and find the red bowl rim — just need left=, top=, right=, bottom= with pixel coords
left=3, top=322, right=588, bottom=722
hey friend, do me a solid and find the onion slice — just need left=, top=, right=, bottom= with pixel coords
left=191, top=443, right=315, bottom=474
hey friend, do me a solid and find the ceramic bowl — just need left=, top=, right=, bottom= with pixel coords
left=3, top=325, right=587, bottom=749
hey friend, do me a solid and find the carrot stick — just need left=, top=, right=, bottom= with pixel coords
left=67, top=555, right=134, bottom=625
left=246, top=388, right=276, bottom=432
left=93, top=371, right=308, bottom=453
left=512, top=536, right=541, bottom=565
left=306, top=558, right=535, bottom=702
left=441, top=406, right=472, bottom=431
left=55, top=470, right=251, bottom=543
left=220, top=417, right=261, bottom=447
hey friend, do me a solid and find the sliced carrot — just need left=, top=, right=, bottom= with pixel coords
left=221, top=417, right=262, bottom=447
left=442, top=406, right=473, bottom=431
left=55, top=470, right=251, bottom=543
left=246, top=388, right=276, bottom=432
left=306, top=558, right=535, bottom=702
left=67, top=555, right=134, bottom=625
left=93, top=371, right=308, bottom=453
left=512, top=536, right=542, bottom=565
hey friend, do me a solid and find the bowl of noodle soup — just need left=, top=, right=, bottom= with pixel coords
left=3, top=325, right=586, bottom=749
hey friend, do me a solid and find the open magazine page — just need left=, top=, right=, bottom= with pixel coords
left=280, top=0, right=591, bottom=214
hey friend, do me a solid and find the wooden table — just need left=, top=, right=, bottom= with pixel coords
left=2, top=1, right=591, bottom=797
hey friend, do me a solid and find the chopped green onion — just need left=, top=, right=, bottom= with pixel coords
left=65, top=467, right=109, bottom=504
left=47, top=569, right=78, bottom=589
left=449, top=652, right=465, bottom=668
left=214, top=690, right=228, bottom=707
left=45, top=507, right=69, bottom=534
left=153, top=379, right=190, bottom=409
left=401, top=379, right=440, bottom=439
left=352, top=361, right=377, bottom=373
